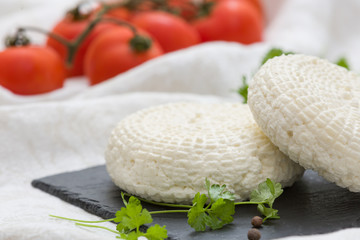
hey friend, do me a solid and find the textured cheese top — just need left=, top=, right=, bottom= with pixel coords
left=248, top=54, right=360, bottom=191
left=105, top=102, right=304, bottom=203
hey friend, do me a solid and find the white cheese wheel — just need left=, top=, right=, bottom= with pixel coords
left=105, top=102, right=304, bottom=203
left=248, top=54, right=360, bottom=191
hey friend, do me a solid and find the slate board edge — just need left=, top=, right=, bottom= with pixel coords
left=31, top=178, right=116, bottom=220
left=31, top=167, right=179, bottom=240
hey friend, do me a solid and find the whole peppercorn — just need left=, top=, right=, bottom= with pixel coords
left=251, top=216, right=263, bottom=228
left=248, top=228, right=261, bottom=240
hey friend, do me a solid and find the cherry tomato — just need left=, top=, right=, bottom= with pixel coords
left=131, top=1, right=155, bottom=12
left=46, top=10, right=115, bottom=77
left=167, top=0, right=198, bottom=21
left=92, top=3, right=131, bottom=21
left=207, top=0, right=263, bottom=17
left=103, top=7, right=132, bottom=20
left=84, top=26, right=164, bottom=85
left=192, top=0, right=263, bottom=44
left=243, top=0, right=263, bottom=16
left=0, top=46, right=66, bottom=95
left=130, top=11, right=200, bottom=53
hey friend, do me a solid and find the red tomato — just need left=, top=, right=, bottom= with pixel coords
left=92, top=4, right=131, bottom=21
left=207, top=0, right=263, bottom=17
left=243, top=0, right=263, bottom=16
left=0, top=46, right=66, bottom=95
left=167, top=0, right=198, bottom=21
left=192, top=0, right=263, bottom=44
left=46, top=12, right=115, bottom=77
left=132, top=1, right=155, bottom=12
left=130, top=11, right=200, bottom=53
left=84, top=27, right=164, bottom=85
left=103, top=7, right=132, bottom=20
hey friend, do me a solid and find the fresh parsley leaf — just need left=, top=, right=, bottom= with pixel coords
left=206, top=179, right=235, bottom=202
left=188, top=180, right=236, bottom=231
left=114, top=196, right=153, bottom=233
left=119, top=231, right=143, bottom=240
left=266, top=178, right=276, bottom=196
left=209, top=198, right=235, bottom=225
left=257, top=204, right=280, bottom=221
left=115, top=195, right=168, bottom=239
left=119, top=224, right=168, bottom=240
left=248, top=179, right=283, bottom=221
left=237, top=76, right=249, bottom=104
left=205, top=178, right=211, bottom=194
left=261, top=48, right=294, bottom=65
left=204, top=213, right=224, bottom=230
left=218, top=190, right=235, bottom=202
left=268, top=181, right=283, bottom=207
left=116, top=221, right=131, bottom=234
left=250, top=178, right=283, bottom=208
left=187, top=192, right=209, bottom=231
left=336, top=57, right=350, bottom=70
left=145, top=224, right=168, bottom=240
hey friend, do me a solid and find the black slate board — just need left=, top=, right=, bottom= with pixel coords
left=31, top=165, right=360, bottom=240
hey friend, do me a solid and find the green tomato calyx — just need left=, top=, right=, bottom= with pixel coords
left=5, top=29, right=31, bottom=47
left=130, top=35, right=153, bottom=53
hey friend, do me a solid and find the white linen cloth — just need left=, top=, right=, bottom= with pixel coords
left=0, top=0, right=360, bottom=239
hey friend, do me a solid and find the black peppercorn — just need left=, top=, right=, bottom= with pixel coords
left=251, top=216, right=263, bottom=228
left=248, top=228, right=261, bottom=240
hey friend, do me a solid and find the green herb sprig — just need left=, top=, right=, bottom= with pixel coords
left=50, top=178, right=283, bottom=238
left=186, top=178, right=236, bottom=231
left=237, top=76, right=249, bottom=104
left=335, top=57, right=350, bottom=70
left=51, top=192, right=168, bottom=240
left=260, top=48, right=294, bottom=65
left=248, top=178, right=283, bottom=221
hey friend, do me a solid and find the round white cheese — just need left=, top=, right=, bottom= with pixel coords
left=105, top=102, right=304, bottom=203
left=248, top=54, right=360, bottom=191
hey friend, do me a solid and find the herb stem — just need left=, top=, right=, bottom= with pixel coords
left=123, top=192, right=192, bottom=209
left=204, top=200, right=213, bottom=211
left=75, top=223, right=119, bottom=234
left=50, top=214, right=115, bottom=223
left=234, top=201, right=264, bottom=206
left=149, top=209, right=189, bottom=215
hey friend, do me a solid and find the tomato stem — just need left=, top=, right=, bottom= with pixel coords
left=18, top=26, right=71, bottom=48
left=196, top=0, right=215, bottom=18
left=17, top=26, right=75, bottom=68
left=18, top=0, right=157, bottom=68
left=17, top=1, right=133, bottom=68
left=66, top=3, right=92, bottom=22
left=62, top=0, right=147, bottom=65
left=95, top=17, right=153, bottom=53
left=98, top=17, right=138, bottom=35
left=5, top=28, right=31, bottom=47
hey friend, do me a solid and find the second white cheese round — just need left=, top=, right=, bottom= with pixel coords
left=248, top=54, right=360, bottom=192
left=105, top=102, right=304, bottom=203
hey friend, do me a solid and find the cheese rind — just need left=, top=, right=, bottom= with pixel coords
left=105, top=102, right=304, bottom=203
left=248, top=54, right=360, bottom=191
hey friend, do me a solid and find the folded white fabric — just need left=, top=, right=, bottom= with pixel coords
left=0, top=0, right=360, bottom=239
left=0, top=92, right=231, bottom=240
